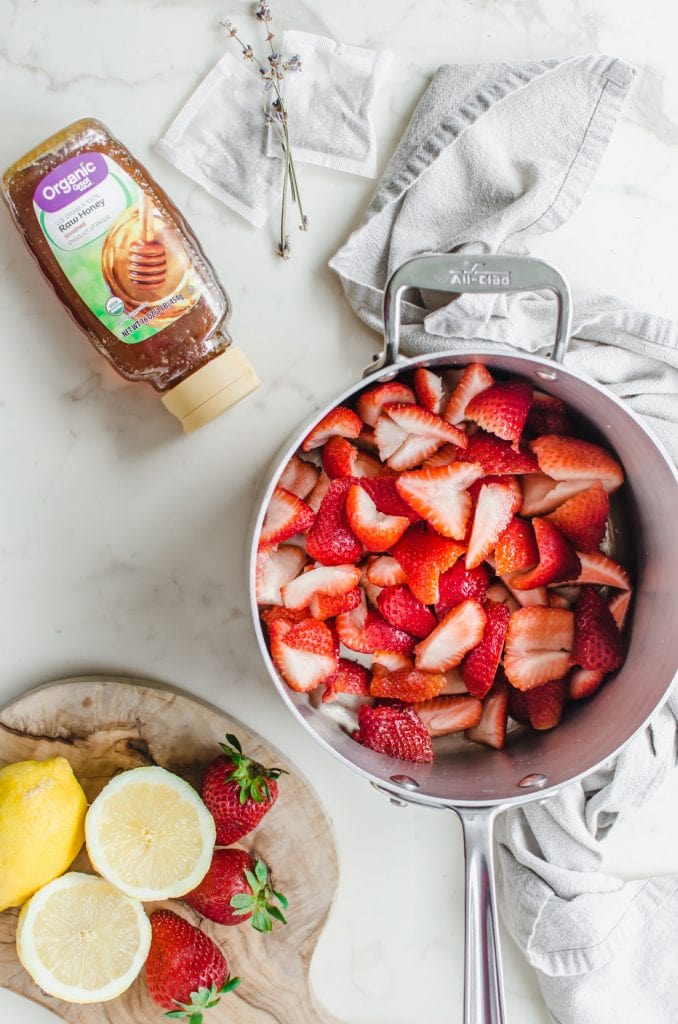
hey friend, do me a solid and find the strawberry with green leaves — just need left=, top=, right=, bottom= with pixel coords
left=185, top=850, right=288, bottom=933
left=201, top=735, right=286, bottom=846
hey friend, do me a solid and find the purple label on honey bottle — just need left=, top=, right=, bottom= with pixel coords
left=33, top=152, right=108, bottom=212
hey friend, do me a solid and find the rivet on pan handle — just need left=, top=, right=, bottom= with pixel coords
left=368, top=254, right=573, bottom=376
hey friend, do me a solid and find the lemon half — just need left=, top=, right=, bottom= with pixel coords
left=16, top=872, right=151, bottom=1003
left=85, top=766, right=215, bottom=900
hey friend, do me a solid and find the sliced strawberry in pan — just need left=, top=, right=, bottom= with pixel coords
left=256, top=544, right=307, bottom=606
left=377, top=585, right=438, bottom=639
left=520, top=474, right=596, bottom=516
left=360, top=477, right=421, bottom=522
left=560, top=550, right=631, bottom=590
left=371, top=667, right=446, bottom=703
left=456, top=431, right=540, bottom=475
left=392, top=525, right=465, bottom=604
left=415, top=599, right=486, bottom=672
left=569, top=666, right=605, bottom=701
left=466, top=678, right=510, bottom=749
left=423, top=444, right=463, bottom=468
left=310, top=586, right=362, bottom=620
left=353, top=703, right=433, bottom=763
left=435, top=560, right=490, bottom=618
left=335, top=598, right=415, bottom=654
left=307, top=471, right=332, bottom=513
left=322, top=436, right=359, bottom=478
left=503, top=606, right=574, bottom=691
left=509, top=518, right=581, bottom=589
left=572, top=586, right=624, bottom=672
left=357, top=381, right=416, bottom=427
left=466, top=482, right=521, bottom=569
left=374, top=413, right=409, bottom=461
left=345, top=484, right=410, bottom=552
left=302, top=406, right=362, bottom=451
left=529, top=435, right=624, bottom=493
left=414, top=368, right=448, bottom=414
left=465, top=380, right=532, bottom=447
left=270, top=618, right=338, bottom=692
left=461, top=600, right=510, bottom=698
left=260, top=487, right=315, bottom=546
left=524, top=678, right=568, bottom=730
left=388, top=434, right=445, bottom=471
left=608, top=589, right=633, bottom=631
left=384, top=402, right=468, bottom=447
left=495, top=517, right=538, bottom=575
left=444, top=363, right=494, bottom=424
left=306, top=478, right=363, bottom=565
left=322, top=658, right=371, bottom=702
left=414, top=695, right=483, bottom=736
left=282, top=563, right=362, bottom=611
left=544, top=483, right=609, bottom=552
left=526, top=392, right=574, bottom=437
left=279, top=454, right=319, bottom=499
left=372, top=651, right=413, bottom=672
left=395, top=462, right=484, bottom=540
left=366, top=555, right=407, bottom=587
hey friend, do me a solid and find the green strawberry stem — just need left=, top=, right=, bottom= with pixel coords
left=221, top=733, right=287, bottom=805
left=230, top=858, right=288, bottom=933
left=163, top=977, right=240, bottom=1023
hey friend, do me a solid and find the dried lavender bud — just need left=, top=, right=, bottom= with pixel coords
left=276, top=236, right=292, bottom=260
left=220, top=18, right=239, bottom=37
left=242, top=43, right=255, bottom=60
left=255, top=2, right=273, bottom=22
left=300, top=214, right=309, bottom=232
left=283, top=54, right=302, bottom=73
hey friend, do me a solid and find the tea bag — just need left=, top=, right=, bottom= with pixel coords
left=157, top=54, right=283, bottom=227
left=267, top=31, right=392, bottom=178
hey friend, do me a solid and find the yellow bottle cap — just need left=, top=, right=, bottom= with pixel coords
left=161, top=346, right=260, bottom=433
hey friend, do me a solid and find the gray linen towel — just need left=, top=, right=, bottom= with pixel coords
left=329, top=55, right=678, bottom=1023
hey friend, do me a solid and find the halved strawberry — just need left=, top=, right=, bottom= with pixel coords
left=334, top=598, right=371, bottom=653
left=371, top=667, right=446, bottom=702
left=322, top=658, right=371, bottom=702
left=544, top=483, right=609, bottom=552
left=561, top=550, right=631, bottom=590
left=461, top=600, right=510, bottom=698
left=508, top=686, right=530, bottom=725
left=526, top=392, right=574, bottom=437
left=423, top=444, right=462, bottom=468
left=384, top=403, right=468, bottom=447
left=345, top=485, right=410, bottom=552
left=282, top=563, right=362, bottom=611
left=467, top=474, right=523, bottom=510
left=465, top=380, right=532, bottom=447
left=444, top=363, right=494, bottom=424
left=355, top=425, right=379, bottom=454
left=486, top=580, right=520, bottom=613
left=573, top=586, right=624, bottom=672
left=353, top=702, right=433, bottom=763
left=503, top=606, right=574, bottom=691
left=529, top=435, right=624, bottom=493
left=306, top=471, right=332, bottom=513
left=495, top=517, right=538, bottom=575
left=256, top=544, right=307, bottom=606
left=377, top=585, right=438, bottom=639
left=501, top=578, right=549, bottom=607
left=310, top=586, right=362, bottom=620
left=335, top=598, right=415, bottom=654
left=414, top=695, right=483, bottom=736
left=357, top=382, right=416, bottom=427
left=608, top=589, right=633, bottom=631
left=270, top=618, right=338, bottom=692
left=509, top=519, right=581, bottom=589
left=322, top=436, right=384, bottom=479
left=524, top=678, right=567, bottom=730
left=435, top=559, right=490, bottom=618
left=260, top=487, right=315, bottom=546
left=466, top=678, right=510, bottom=749
left=456, top=431, right=539, bottom=475
left=260, top=605, right=309, bottom=630
left=520, top=474, right=596, bottom=516
left=302, top=406, right=362, bottom=451
left=365, top=555, right=407, bottom=587
left=392, top=525, right=465, bottom=604
left=466, top=482, right=521, bottom=569
left=387, top=434, right=446, bottom=471
left=414, top=368, right=447, bottom=414
left=415, top=599, right=486, bottom=672
left=306, top=478, right=363, bottom=565
left=440, top=668, right=467, bottom=694
left=359, top=477, right=421, bottom=523
left=279, top=454, right=319, bottom=499
left=395, top=462, right=484, bottom=540
left=569, top=666, right=605, bottom=701
left=372, top=651, right=413, bottom=672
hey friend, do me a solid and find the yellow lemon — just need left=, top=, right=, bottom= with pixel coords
left=0, top=757, right=88, bottom=911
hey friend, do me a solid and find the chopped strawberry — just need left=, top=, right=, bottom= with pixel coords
left=392, top=525, right=465, bottom=604
left=335, top=598, right=415, bottom=654
left=466, top=678, right=510, bottom=749
left=524, top=678, right=568, bottom=730
left=302, top=406, right=362, bottom=451
left=279, top=454, right=319, bottom=499
left=503, top=606, right=574, bottom=691
left=495, top=517, right=538, bottom=575
left=357, top=381, right=416, bottom=427
left=509, top=518, right=581, bottom=589
left=608, top=589, right=633, bottom=631
left=353, top=702, right=433, bottom=763
left=371, top=667, right=446, bottom=702
left=456, top=431, right=539, bottom=475
left=549, top=592, right=572, bottom=609
left=387, top=434, right=446, bottom=471
left=306, top=478, right=363, bottom=565
left=544, top=483, right=609, bottom=552
left=365, top=555, right=407, bottom=587
left=322, top=436, right=359, bottom=478
left=415, top=599, right=486, bottom=671
left=569, top=666, right=605, bottom=701
left=435, top=559, right=490, bottom=618
left=306, top=471, right=332, bottom=513
left=414, top=368, right=448, bottom=414
left=395, top=462, right=484, bottom=540
left=260, top=487, right=315, bottom=546
left=414, top=695, right=483, bottom=736
left=335, top=598, right=371, bottom=653
left=354, top=451, right=388, bottom=477
left=562, top=550, right=631, bottom=590
left=384, top=402, right=468, bottom=446
left=465, top=380, right=532, bottom=447
left=486, top=580, right=520, bottom=613
left=501, top=578, right=549, bottom=607
left=372, top=651, right=413, bottom=671
left=440, top=668, right=467, bottom=694
left=377, top=585, right=438, bottom=639
left=322, top=658, right=371, bottom=702
left=310, top=586, right=362, bottom=620
left=355, top=425, right=379, bottom=453
left=467, top=473, right=523, bottom=510
left=256, top=544, right=307, bottom=606
left=461, top=600, right=510, bottom=698
left=282, top=563, right=362, bottom=611
left=520, top=474, right=595, bottom=516
left=466, top=482, right=521, bottom=569
left=526, top=391, right=574, bottom=437
left=345, top=484, right=410, bottom=552
left=260, top=605, right=309, bottom=631
left=573, top=586, right=624, bottom=672
left=423, top=444, right=462, bottom=468
left=529, top=435, right=624, bottom=493
left=359, top=477, right=421, bottom=522
left=508, top=686, right=530, bottom=725
left=444, top=363, right=494, bottom=424
left=270, top=618, right=338, bottom=692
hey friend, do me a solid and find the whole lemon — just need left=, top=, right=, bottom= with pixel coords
left=0, top=757, right=88, bottom=911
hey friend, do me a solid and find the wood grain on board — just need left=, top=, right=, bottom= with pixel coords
left=0, top=677, right=340, bottom=1024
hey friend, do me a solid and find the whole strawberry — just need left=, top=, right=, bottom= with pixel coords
left=201, top=734, right=286, bottom=845
left=184, top=849, right=288, bottom=932
left=145, top=910, right=240, bottom=1021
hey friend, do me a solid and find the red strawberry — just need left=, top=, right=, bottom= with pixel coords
left=184, top=850, right=287, bottom=932
left=353, top=702, right=433, bottom=763
left=520, top=473, right=596, bottom=516
left=395, top=462, right=484, bottom=540
left=255, top=544, right=307, bottom=606
left=524, top=678, right=568, bottom=730
left=526, top=392, right=574, bottom=437
left=302, top=405, right=362, bottom=451
left=392, top=525, right=465, bottom=604
left=334, top=599, right=415, bottom=654
left=549, top=592, right=572, bottom=609
left=466, top=677, right=510, bottom=748
left=415, top=599, right=486, bottom=672
left=503, top=606, right=574, bottom=691
left=573, top=586, right=624, bottom=672
left=456, top=431, right=539, bottom=474
left=355, top=425, right=379, bottom=453
left=414, top=695, right=483, bottom=736
left=561, top=550, right=631, bottom=590
left=384, top=402, right=468, bottom=447
left=201, top=735, right=286, bottom=845
left=423, top=443, right=462, bottom=468
left=495, top=517, right=538, bottom=575
left=260, top=605, right=309, bottom=630
left=307, top=470, right=332, bottom=513
left=466, top=482, right=521, bottom=569
left=345, top=484, right=410, bottom=552
left=360, top=477, right=421, bottom=522
left=145, top=910, right=240, bottom=1018
left=435, top=559, right=490, bottom=618
left=501, top=578, right=549, bottom=607
left=465, top=380, right=532, bottom=446
left=544, top=483, right=609, bottom=552
left=569, top=666, right=605, bottom=700
left=322, top=658, right=371, bottom=702
left=374, top=412, right=445, bottom=471
left=282, top=563, right=362, bottom=610
left=310, top=585, right=362, bottom=620
left=414, top=368, right=448, bottom=414
left=529, top=435, right=624, bottom=493
left=306, top=478, right=363, bottom=565
left=444, top=363, right=494, bottom=424
left=509, top=518, right=581, bottom=589
left=467, top=473, right=522, bottom=510
left=322, top=436, right=359, bottom=478
left=508, top=686, right=530, bottom=725
left=372, top=651, right=413, bottom=672
left=270, top=617, right=338, bottom=691
left=377, top=585, right=438, bottom=638
left=486, top=580, right=520, bottom=613
left=365, top=555, right=407, bottom=587
left=357, top=381, right=416, bottom=427
left=371, top=667, right=446, bottom=702
left=260, top=487, right=315, bottom=546
left=279, top=454, right=319, bottom=499
left=608, top=589, right=633, bottom=631
left=461, top=600, right=510, bottom=698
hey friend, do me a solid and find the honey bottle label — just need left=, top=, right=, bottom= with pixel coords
left=33, top=152, right=201, bottom=343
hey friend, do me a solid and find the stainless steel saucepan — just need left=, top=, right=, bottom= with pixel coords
left=248, top=255, right=678, bottom=1024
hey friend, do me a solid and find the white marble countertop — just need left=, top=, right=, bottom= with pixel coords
left=1, top=0, right=678, bottom=1021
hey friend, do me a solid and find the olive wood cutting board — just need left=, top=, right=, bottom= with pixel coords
left=0, top=677, right=340, bottom=1023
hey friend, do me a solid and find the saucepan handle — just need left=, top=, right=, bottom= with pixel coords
left=369, top=253, right=572, bottom=376
left=455, top=805, right=506, bottom=1024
